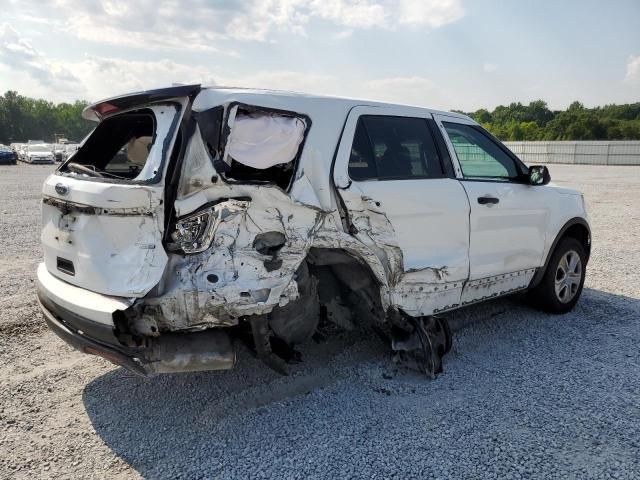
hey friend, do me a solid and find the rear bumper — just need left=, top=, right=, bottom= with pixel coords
left=36, top=263, right=235, bottom=376
left=38, top=295, right=148, bottom=375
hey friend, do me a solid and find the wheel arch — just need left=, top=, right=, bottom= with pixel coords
left=529, top=217, right=591, bottom=289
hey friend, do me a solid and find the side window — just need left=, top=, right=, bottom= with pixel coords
left=442, top=122, right=519, bottom=179
left=348, top=118, right=377, bottom=180
left=348, top=115, right=443, bottom=181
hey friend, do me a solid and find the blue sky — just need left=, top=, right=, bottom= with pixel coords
left=0, top=0, right=638, bottom=111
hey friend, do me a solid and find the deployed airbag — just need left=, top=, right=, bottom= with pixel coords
left=227, top=114, right=306, bottom=169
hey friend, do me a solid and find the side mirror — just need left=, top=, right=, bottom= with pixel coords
left=528, top=165, right=551, bottom=186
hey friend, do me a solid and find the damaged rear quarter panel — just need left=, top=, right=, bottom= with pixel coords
left=149, top=101, right=473, bottom=330
left=153, top=186, right=325, bottom=329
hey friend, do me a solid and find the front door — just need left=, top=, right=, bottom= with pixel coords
left=433, top=113, right=549, bottom=302
left=333, top=106, right=471, bottom=315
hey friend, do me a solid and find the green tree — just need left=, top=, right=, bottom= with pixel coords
left=465, top=99, right=640, bottom=141
left=0, top=91, right=92, bottom=145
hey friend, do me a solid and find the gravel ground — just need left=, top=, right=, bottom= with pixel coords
left=0, top=163, right=638, bottom=479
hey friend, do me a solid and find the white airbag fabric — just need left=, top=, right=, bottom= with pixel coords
left=227, top=114, right=305, bottom=169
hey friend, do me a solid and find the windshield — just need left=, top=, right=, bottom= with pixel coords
left=29, top=145, right=51, bottom=153
left=0, top=145, right=10, bottom=152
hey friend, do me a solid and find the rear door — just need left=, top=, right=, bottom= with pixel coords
left=333, top=106, right=471, bottom=314
left=41, top=89, right=193, bottom=297
left=433, top=114, right=549, bottom=301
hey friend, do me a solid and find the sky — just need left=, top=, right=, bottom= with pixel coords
left=0, top=0, right=639, bottom=111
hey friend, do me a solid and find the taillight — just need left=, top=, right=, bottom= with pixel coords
left=93, top=102, right=119, bottom=117
left=170, top=207, right=217, bottom=254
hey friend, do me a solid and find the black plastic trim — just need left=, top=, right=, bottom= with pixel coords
left=39, top=298, right=148, bottom=376
left=529, top=217, right=591, bottom=289
left=163, top=100, right=198, bottom=244
left=329, top=105, right=359, bottom=235
left=427, top=117, right=456, bottom=178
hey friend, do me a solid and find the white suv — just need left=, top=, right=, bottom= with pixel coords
left=37, top=85, right=590, bottom=377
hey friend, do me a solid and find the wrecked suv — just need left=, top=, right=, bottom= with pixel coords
left=37, top=85, right=590, bottom=377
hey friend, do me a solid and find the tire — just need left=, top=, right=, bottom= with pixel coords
left=527, top=237, right=587, bottom=314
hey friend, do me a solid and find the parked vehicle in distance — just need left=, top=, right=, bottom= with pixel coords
left=10, top=143, right=24, bottom=161
left=0, top=145, right=17, bottom=165
left=37, top=85, right=590, bottom=379
left=53, top=144, right=66, bottom=162
left=60, top=143, right=80, bottom=162
left=18, top=145, right=28, bottom=162
left=24, top=144, right=55, bottom=164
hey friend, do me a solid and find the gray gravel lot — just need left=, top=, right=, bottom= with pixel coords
left=0, top=163, right=639, bottom=479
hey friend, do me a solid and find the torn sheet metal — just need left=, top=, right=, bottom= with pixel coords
left=148, top=190, right=323, bottom=329
left=104, top=99, right=531, bottom=330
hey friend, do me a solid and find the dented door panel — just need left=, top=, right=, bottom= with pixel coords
left=332, top=106, right=472, bottom=316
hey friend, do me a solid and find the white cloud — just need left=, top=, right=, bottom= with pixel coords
left=0, top=23, right=84, bottom=98
left=308, top=0, right=387, bottom=28
left=483, top=63, right=498, bottom=73
left=0, top=24, right=338, bottom=103
left=4, top=0, right=464, bottom=51
left=333, top=29, right=354, bottom=40
left=1, top=2, right=459, bottom=107
left=0, top=22, right=218, bottom=101
left=67, top=56, right=218, bottom=100
left=624, top=55, right=640, bottom=84
left=309, top=0, right=464, bottom=29
left=396, top=0, right=465, bottom=27
left=218, top=70, right=336, bottom=94
left=363, top=76, right=449, bottom=109
left=0, top=26, right=450, bottom=110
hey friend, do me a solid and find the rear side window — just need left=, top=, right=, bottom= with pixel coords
left=348, top=116, right=443, bottom=181
left=442, top=122, right=519, bottom=179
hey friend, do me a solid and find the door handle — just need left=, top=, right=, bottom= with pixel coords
left=477, top=196, right=499, bottom=205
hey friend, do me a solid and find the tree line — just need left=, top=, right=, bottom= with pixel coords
left=0, top=91, right=93, bottom=145
left=1, top=90, right=639, bottom=144
left=458, top=100, right=640, bottom=141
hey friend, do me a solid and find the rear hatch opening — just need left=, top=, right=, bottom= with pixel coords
left=59, top=105, right=177, bottom=183
left=41, top=95, right=188, bottom=298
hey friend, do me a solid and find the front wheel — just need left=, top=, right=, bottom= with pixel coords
left=528, top=237, right=587, bottom=314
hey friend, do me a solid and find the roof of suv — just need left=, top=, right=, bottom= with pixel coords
left=194, top=85, right=472, bottom=121
left=84, top=84, right=473, bottom=123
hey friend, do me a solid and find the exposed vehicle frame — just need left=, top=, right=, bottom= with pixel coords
left=37, top=85, right=590, bottom=378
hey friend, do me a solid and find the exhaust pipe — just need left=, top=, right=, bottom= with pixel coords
left=144, top=329, right=235, bottom=374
